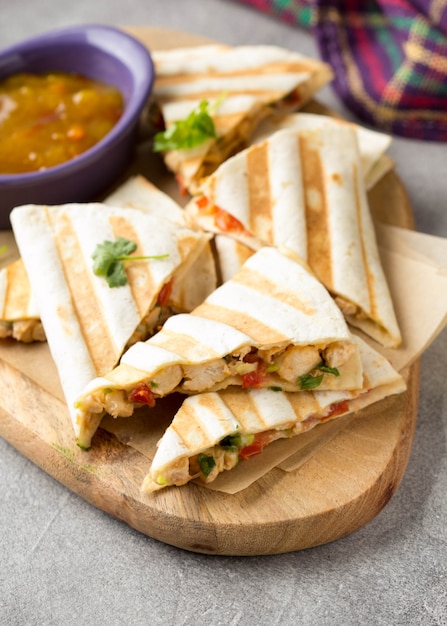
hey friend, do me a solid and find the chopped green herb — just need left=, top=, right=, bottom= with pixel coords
left=298, top=372, right=324, bottom=390
left=298, top=361, right=340, bottom=390
left=150, top=381, right=159, bottom=388
left=220, top=434, right=242, bottom=449
left=153, top=99, right=219, bottom=152
left=92, top=237, right=168, bottom=288
left=317, top=363, right=340, bottom=377
left=268, top=385, right=283, bottom=392
left=198, top=453, right=216, bottom=477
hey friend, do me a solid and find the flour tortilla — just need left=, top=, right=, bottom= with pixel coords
left=142, top=334, right=406, bottom=492
left=187, top=124, right=401, bottom=348
left=248, top=112, right=393, bottom=190
left=10, top=202, right=211, bottom=441
left=74, top=246, right=362, bottom=449
left=151, top=44, right=333, bottom=193
left=0, top=258, right=44, bottom=343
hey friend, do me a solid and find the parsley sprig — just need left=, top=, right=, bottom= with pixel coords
left=153, top=97, right=224, bottom=152
left=92, top=237, right=168, bottom=288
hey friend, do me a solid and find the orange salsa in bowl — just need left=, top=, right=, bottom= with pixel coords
left=0, top=71, right=124, bottom=174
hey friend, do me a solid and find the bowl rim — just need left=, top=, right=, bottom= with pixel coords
left=0, top=23, right=155, bottom=184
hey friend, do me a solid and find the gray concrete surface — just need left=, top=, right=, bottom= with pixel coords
left=1, top=2, right=446, bottom=624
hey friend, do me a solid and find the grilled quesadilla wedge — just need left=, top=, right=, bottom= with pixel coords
left=10, top=202, right=212, bottom=440
left=0, top=177, right=217, bottom=342
left=0, top=258, right=45, bottom=343
left=74, top=246, right=362, bottom=449
left=187, top=124, right=401, bottom=348
left=248, top=112, right=393, bottom=190
left=142, top=335, right=406, bottom=491
left=151, top=44, right=333, bottom=194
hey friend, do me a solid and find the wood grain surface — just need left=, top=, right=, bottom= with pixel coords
left=0, top=27, right=419, bottom=555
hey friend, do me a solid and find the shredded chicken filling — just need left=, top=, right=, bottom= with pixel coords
left=80, top=341, right=356, bottom=422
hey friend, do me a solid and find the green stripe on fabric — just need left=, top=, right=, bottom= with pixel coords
left=376, top=29, right=404, bottom=71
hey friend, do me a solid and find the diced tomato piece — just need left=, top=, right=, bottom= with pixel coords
left=195, top=195, right=209, bottom=210
left=241, top=361, right=268, bottom=389
left=157, top=278, right=174, bottom=307
left=321, top=400, right=350, bottom=421
left=239, top=440, right=264, bottom=460
left=128, top=382, right=156, bottom=407
left=214, top=207, right=246, bottom=234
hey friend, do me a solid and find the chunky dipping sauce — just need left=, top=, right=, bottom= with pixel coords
left=0, top=72, right=124, bottom=174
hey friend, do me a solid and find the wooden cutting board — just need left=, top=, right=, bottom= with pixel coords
left=0, top=27, right=419, bottom=556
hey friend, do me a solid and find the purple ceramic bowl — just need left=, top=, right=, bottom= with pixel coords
left=0, top=24, right=154, bottom=228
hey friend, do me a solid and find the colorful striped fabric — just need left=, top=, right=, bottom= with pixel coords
left=234, top=0, right=447, bottom=140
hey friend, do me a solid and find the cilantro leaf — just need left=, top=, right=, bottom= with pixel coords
left=153, top=99, right=218, bottom=152
left=92, top=237, right=168, bottom=288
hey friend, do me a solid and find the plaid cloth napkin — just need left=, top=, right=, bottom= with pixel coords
left=234, top=0, right=447, bottom=140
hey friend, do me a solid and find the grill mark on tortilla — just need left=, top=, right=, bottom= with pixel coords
left=194, top=301, right=289, bottom=345
left=174, top=395, right=231, bottom=449
left=299, top=136, right=333, bottom=288
left=287, top=390, right=323, bottom=423
left=109, top=216, right=157, bottom=319
left=154, top=61, right=318, bottom=87
left=156, top=88, right=287, bottom=104
left=151, top=328, right=223, bottom=360
left=47, top=210, right=117, bottom=375
left=222, top=391, right=273, bottom=432
left=247, top=142, right=273, bottom=241
left=4, top=260, right=31, bottom=318
left=353, top=164, right=376, bottom=317
left=171, top=400, right=211, bottom=450
left=232, top=266, right=316, bottom=316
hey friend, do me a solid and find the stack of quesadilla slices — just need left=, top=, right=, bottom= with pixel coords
left=74, top=246, right=363, bottom=449
left=186, top=120, right=401, bottom=349
left=142, top=335, right=406, bottom=491
left=150, top=44, right=333, bottom=194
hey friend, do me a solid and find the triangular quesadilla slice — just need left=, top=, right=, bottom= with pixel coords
left=151, top=44, right=333, bottom=194
left=142, top=335, right=406, bottom=491
left=187, top=124, right=401, bottom=348
left=0, top=258, right=45, bottom=343
left=0, top=176, right=217, bottom=342
left=248, top=112, right=394, bottom=190
left=75, top=246, right=362, bottom=449
left=10, top=202, right=212, bottom=440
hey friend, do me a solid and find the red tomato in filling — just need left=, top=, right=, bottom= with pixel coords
left=321, top=400, right=349, bottom=421
left=239, top=440, right=263, bottom=460
left=157, top=279, right=173, bottom=307
left=214, top=207, right=246, bottom=233
left=241, top=361, right=268, bottom=389
left=128, top=382, right=156, bottom=407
